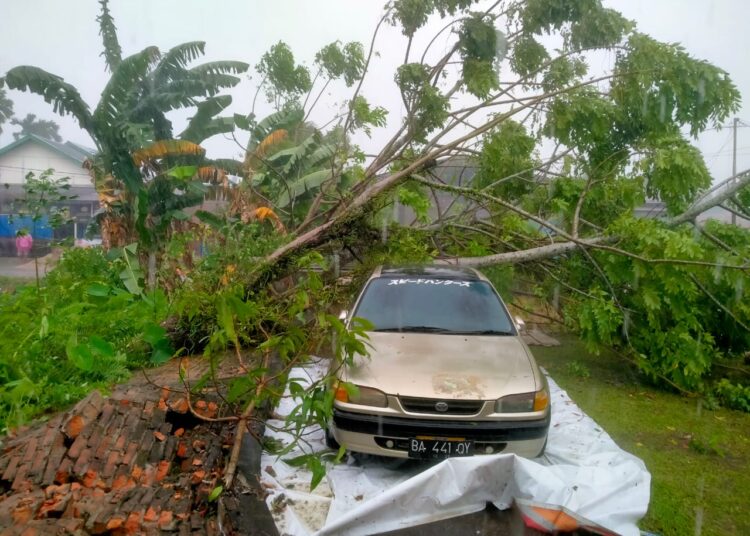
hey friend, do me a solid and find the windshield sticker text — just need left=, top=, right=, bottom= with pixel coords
left=387, top=279, right=471, bottom=287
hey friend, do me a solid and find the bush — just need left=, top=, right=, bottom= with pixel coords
left=714, top=379, right=750, bottom=412
left=0, top=247, right=170, bottom=431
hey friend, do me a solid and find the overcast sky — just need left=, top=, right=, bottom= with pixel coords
left=1, top=0, right=748, bottom=182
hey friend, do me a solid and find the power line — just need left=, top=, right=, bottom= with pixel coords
left=0, top=163, right=91, bottom=178
left=718, top=118, right=750, bottom=129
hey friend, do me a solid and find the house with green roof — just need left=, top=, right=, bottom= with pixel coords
left=0, top=134, right=99, bottom=254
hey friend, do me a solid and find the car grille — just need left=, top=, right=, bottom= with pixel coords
left=399, top=396, right=484, bottom=415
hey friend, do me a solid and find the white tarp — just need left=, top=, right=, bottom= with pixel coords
left=260, top=359, right=650, bottom=536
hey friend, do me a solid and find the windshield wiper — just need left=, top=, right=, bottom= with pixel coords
left=373, top=326, right=455, bottom=333
left=452, top=329, right=515, bottom=336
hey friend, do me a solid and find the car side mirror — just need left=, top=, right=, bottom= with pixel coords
left=515, top=316, right=526, bottom=334
left=338, top=310, right=348, bottom=321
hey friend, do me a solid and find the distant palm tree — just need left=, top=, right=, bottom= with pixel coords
left=11, top=113, right=62, bottom=142
left=0, top=89, right=12, bottom=135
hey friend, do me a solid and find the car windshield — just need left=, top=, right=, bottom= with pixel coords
left=353, top=277, right=515, bottom=334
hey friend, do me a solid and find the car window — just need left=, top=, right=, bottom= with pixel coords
left=353, top=277, right=514, bottom=334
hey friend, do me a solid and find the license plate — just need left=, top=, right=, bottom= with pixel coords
left=408, top=438, right=474, bottom=459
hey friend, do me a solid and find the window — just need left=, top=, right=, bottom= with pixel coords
left=354, top=277, right=514, bottom=334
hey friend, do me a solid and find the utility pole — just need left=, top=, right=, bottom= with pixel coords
left=732, top=117, right=738, bottom=225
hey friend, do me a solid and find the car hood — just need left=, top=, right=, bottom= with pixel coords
left=345, top=331, right=538, bottom=400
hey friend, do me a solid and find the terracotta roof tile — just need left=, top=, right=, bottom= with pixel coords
left=0, top=376, right=230, bottom=534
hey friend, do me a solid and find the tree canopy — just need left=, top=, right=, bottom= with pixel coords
left=3, top=0, right=750, bottom=411
left=10, top=113, right=62, bottom=141
left=0, top=89, right=12, bottom=135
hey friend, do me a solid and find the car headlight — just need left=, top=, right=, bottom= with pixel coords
left=495, top=389, right=549, bottom=413
left=334, top=383, right=388, bottom=407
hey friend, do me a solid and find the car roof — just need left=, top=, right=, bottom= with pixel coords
left=374, top=264, right=486, bottom=281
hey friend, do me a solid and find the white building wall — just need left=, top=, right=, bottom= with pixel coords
left=0, top=141, right=91, bottom=187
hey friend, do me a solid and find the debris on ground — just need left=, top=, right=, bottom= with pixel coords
left=0, top=363, right=236, bottom=535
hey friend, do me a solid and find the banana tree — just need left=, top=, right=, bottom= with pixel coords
left=0, top=0, right=248, bottom=248
left=235, top=108, right=347, bottom=229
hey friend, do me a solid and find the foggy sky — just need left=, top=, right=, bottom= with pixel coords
left=0, top=0, right=747, bottom=182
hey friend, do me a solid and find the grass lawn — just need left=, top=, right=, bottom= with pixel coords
left=532, top=334, right=750, bottom=536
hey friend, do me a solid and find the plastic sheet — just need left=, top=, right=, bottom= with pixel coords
left=259, top=359, right=650, bottom=536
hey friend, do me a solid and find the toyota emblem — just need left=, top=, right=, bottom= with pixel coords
left=435, top=401, right=449, bottom=412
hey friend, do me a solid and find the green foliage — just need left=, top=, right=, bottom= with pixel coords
left=0, top=88, right=13, bottom=135
left=541, top=56, right=587, bottom=92
left=475, top=120, right=536, bottom=199
left=396, top=63, right=449, bottom=142
left=207, top=485, right=223, bottom=502
left=566, top=360, right=591, bottom=378
left=397, top=181, right=432, bottom=223
left=510, top=34, right=550, bottom=78
left=392, top=0, right=477, bottom=36
left=1, top=66, right=95, bottom=132
left=568, top=7, right=631, bottom=50
left=315, top=41, right=365, bottom=87
left=560, top=217, right=750, bottom=393
left=365, top=226, right=435, bottom=268
left=96, top=0, right=122, bottom=72
left=256, top=42, right=312, bottom=105
left=713, top=379, right=750, bottom=412
left=392, top=0, right=434, bottom=37
left=638, top=135, right=712, bottom=215
left=520, top=0, right=590, bottom=32
left=4, top=1, right=248, bottom=254
left=350, top=96, right=388, bottom=136
left=180, top=95, right=234, bottom=144
left=458, top=14, right=500, bottom=98
left=172, top=221, right=287, bottom=349
left=612, top=33, right=740, bottom=138
left=0, top=248, right=170, bottom=430
left=12, top=169, right=76, bottom=231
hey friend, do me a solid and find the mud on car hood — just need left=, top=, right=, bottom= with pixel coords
left=345, top=331, right=539, bottom=400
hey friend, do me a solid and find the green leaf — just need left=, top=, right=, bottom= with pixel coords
left=309, top=456, right=326, bottom=491
left=283, top=453, right=311, bottom=468
left=66, top=336, right=95, bottom=372
left=171, top=210, right=190, bottom=221
left=86, top=283, right=111, bottom=297
left=208, top=485, right=223, bottom=502
left=39, top=315, right=49, bottom=339
left=89, top=336, right=113, bottom=356
left=143, top=324, right=167, bottom=345
left=276, top=170, right=333, bottom=208
left=227, top=376, right=252, bottom=403
left=151, top=339, right=174, bottom=364
left=167, top=165, right=198, bottom=180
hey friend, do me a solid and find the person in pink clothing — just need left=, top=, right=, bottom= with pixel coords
left=15, top=229, right=33, bottom=258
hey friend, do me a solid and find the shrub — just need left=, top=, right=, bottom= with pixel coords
left=0, top=247, right=170, bottom=430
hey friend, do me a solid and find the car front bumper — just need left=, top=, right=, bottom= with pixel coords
left=330, top=408, right=550, bottom=459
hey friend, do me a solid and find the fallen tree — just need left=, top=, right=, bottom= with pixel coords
left=5, top=0, right=750, bottom=495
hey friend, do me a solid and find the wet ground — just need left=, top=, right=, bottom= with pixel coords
left=0, top=256, right=55, bottom=279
